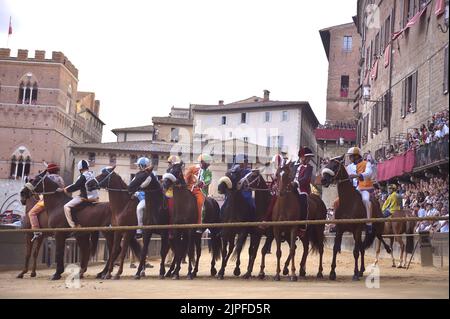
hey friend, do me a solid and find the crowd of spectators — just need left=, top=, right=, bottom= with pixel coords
left=317, top=121, right=357, bottom=130
left=377, top=110, right=449, bottom=162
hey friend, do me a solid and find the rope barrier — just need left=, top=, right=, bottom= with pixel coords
left=0, top=216, right=447, bottom=234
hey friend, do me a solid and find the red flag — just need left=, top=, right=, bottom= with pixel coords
left=8, top=17, right=12, bottom=35
left=435, top=0, right=445, bottom=16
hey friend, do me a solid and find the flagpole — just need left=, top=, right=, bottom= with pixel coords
left=7, top=16, right=12, bottom=48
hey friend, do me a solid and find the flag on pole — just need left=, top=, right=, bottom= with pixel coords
left=8, top=17, right=12, bottom=35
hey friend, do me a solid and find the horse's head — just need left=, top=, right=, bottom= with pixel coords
left=217, top=175, right=233, bottom=195
left=162, top=162, right=184, bottom=191
left=321, top=155, right=346, bottom=187
left=29, top=170, right=53, bottom=194
left=20, top=182, right=34, bottom=204
left=88, top=165, right=122, bottom=191
left=276, top=162, right=292, bottom=196
left=237, top=168, right=264, bottom=191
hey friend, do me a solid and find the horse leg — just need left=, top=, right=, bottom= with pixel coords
left=243, top=233, right=261, bottom=279
left=104, top=232, right=123, bottom=279
left=397, top=237, right=406, bottom=268
left=258, top=235, right=272, bottom=279
left=51, top=233, right=67, bottom=280
left=233, top=232, right=247, bottom=277
left=77, top=235, right=90, bottom=279
left=159, top=232, right=170, bottom=279
left=389, top=237, right=396, bottom=267
left=135, top=231, right=151, bottom=279
left=317, top=239, right=324, bottom=279
left=374, top=238, right=381, bottom=265
left=30, top=236, right=44, bottom=278
left=171, top=231, right=183, bottom=280
left=352, top=231, right=361, bottom=281
left=289, top=228, right=298, bottom=282
left=193, top=233, right=202, bottom=278
left=274, top=231, right=282, bottom=281
left=299, top=237, right=309, bottom=277
left=359, top=241, right=365, bottom=277
left=96, top=232, right=113, bottom=279
left=218, top=238, right=235, bottom=280
left=114, top=231, right=134, bottom=280
left=282, top=251, right=292, bottom=276
left=17, top=233, right=33, bottom=278
left=329, top=229, right=343, bottom=281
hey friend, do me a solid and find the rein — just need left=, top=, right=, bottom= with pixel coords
left=30, top=175, right=59, bottom=196
left=96, top=169, right=129, bottom=193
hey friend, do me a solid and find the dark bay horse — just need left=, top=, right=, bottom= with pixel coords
left=321, top=155, right=391, bottom=280
left=161, top=163, right=199, bottom=280
left=29, top=171, right=113, bottom=280
left=203, top=196, right=222, bottom=277
left=240, top=168, right=327, bottom=280
left=16, top=185, right=47, bottom=279
left=216, top=170, right=253, bottom=280
left=375, top=209, right=416, bottom=268
left=88, top=166, right=142, bottom=280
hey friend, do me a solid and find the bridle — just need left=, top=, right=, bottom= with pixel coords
left=323, top=158, right=349, bottom=185
left=278, top=166, right=294, bottom=196
left=239, top=171, right=270, bottom=192
left=28, top=174, right=59, bottom=196
left=95, top=168, right=129, bottom=193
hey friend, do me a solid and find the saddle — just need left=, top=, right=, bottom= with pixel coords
left=71, top=201, right=97, bottom=224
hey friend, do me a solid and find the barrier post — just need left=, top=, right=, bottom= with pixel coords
left=419, top=231, right=433, bottom=267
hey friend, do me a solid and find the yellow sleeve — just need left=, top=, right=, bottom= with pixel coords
left=382, top=194, right=392, bottom=211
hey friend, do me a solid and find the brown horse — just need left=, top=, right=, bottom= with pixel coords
left=375, top=210, right=416, bottom=268
left=16, top=185, right=48, bottom=279
left=161, top=163, right=199, bottom=280
left=30, top=171, right=113, bottom=280
left=321, top=155, right=391, bottom=280
left=88, top=166, right=142, bottom=280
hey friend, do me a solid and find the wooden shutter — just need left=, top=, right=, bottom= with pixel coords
left=444, top=46, right=449, bottom=94
left=380, top=24, right=385, bottom=54
left=411, top=71, right=418, bottom=113
left=401, top=80, right=406, bottom=118
left=383, top=93, right=390, bottom=127
left=400, top=0, right=405, bottom=29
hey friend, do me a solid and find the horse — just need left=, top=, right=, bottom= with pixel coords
left=161, top=162, right=199, bottom=280
left=374, top=209, right=416, bottom=268
left=321, top=155, right=391, bottom=280
left=16, top=185, right=48, bottom=279
left=216, top=168, right=254, bottom=280
left=29, top=171, right=113, bottom=280
left=87, top=166, right=142, bottom=280
left=239, top=167, right=327, bottom=280
left=202, top=197, right=222, bottom=276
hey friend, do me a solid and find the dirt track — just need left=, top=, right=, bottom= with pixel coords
left=0, top=245, right=448, bottom=299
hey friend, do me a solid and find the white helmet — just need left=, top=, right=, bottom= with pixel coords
left=77, top=160, right=89, bottom=171
left=136, top=157, right=150, bottom=170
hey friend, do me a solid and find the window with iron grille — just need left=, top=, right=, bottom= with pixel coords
left=343, top=36, right=352, bottom=52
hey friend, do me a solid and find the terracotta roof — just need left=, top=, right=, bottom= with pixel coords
left=152, top=116, right=193, bottom=126
left=111, top=125, right=154, bottom=134
left=71, top=140, right=184, bottom=153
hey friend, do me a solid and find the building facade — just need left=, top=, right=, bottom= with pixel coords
left=355, top=0, right=449, bottom=159
left=0, top=48, right=104, bottom=184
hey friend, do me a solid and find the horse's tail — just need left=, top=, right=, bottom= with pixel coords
left=406, top=221, right=415, bottom=254
left=129, top=236, right=142, bottom=259
left=210, top=231, right=222, bottom=262
left=308, top=195, right=327, bottom=254
left=89, top=231, right=100, bottom=259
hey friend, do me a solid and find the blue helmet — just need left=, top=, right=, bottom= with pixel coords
left=136, top=157, right=150, bottom=170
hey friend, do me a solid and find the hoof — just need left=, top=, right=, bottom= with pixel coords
left=140, top=271, right=146, bottom=277
left=358, top=271, right=364, bottom=277
left=130, top=264, right=137, bottom=269
left=282, top=268, right=289, bottom=276
left=397, top=265, right=404, bottom=269
left=233, top=268, right=241, bottom=277
left=210, top=268, right=217, bottom=277
left=243, top=273, right=251, bottom=280
left=145, top=263, right=154, bottom=268
left=218, top=273, right=224, bottom=280
left=16, top=273, right=24, bottom=279
left=95, top=273, right=103, bottom=279
left=290, top=275, right=298, bottom=282
left=30, top=272, right=36, bottom=278
left=392, top=265, right=396, bottom=268
left=104, top=274, right=112, bottom=280
left=159, top=274, right=165, bottom=280
left=274, top=275, right=281, bottom=281
left=113, top=275, right=121, bottom=280
left=316, top=272, right=324, bottom=279
left=172, top=274, right=180, bottom=280
left=299, top=270, right=306, bottom=277
left=352, top=274, right=359, bottom=281
left=329, top=272, right=336, bottom=281
left=134, top=275, right=141, bottom=280
left=257, top=273, right=265, bottom=280
left=187, top=274, right=194, bottom=280
left=50, top=274, right=62, bottom=281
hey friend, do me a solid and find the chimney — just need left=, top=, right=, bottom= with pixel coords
left=263, top=90, right=270, bottom=102
left=34, top=50, right=45, bottom=60
left=17, top=49, right=29, bottom=60
left=218, top=100, right=224, bottom=106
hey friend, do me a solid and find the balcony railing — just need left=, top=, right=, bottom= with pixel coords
left=414, top=138, right=449, bottom=170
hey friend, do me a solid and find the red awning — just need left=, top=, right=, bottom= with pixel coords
left=314, top=128, right=356, bottom=141
left=435, top=0, right=445, bottom=16
left=376, top=149, right=415, bottom=182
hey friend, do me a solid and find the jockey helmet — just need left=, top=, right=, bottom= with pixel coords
left=168, top=155, right=181, bottom=164
left=298, top=147, right=314, bottom=158
left=347, top=147, right=362, bottom=156
left=46, top=163, right=60, bottom=174
left=136, top=157, right=150, bottom=170
left=77, top=160, right=89, bottom=171
left=197, top=153, right=212, bottom=164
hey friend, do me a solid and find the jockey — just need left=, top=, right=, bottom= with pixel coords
left=291, top=147, right=314, bottom=231
left=27, top=163, right=64, bottom=241
left=233, top=154, right=256, bottom=220
left=129, top=156, right=154, bottom=238
left=382, top=184, right=401, bottom=218
left=60, top=159, right=99, bottom=228
left=346, top=146, right=375, bottom=234
left=184, top=154, right=212, bottom=233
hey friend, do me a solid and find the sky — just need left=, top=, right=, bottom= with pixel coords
left=1, top=0, right=357, bottom=142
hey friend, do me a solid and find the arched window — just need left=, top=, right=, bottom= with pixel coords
left=10, top=146, right=32, bottom=180
left=17, top=73, right=38, bottom=105
left=31, top=83, right=38, bottom=105
left=10, top=155, right=17, bottom=179
left=18, top=82, right=24, bottom=104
